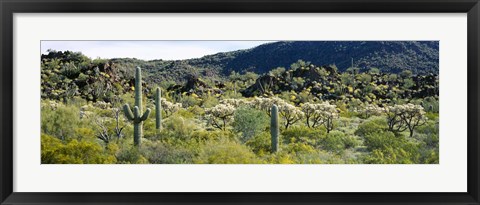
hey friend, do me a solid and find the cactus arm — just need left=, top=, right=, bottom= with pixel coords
left=141, top=108, right=151, bottom=121
left=123, top=104, right=135, bottom=121
left=133, top=106, right=140, bottom=122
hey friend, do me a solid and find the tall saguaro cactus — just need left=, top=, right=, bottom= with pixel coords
left=155, top=87, right=162, bottom=131
left=270, top=104, right=279, bottom=152
left=123, top=67, right=151, bottom=146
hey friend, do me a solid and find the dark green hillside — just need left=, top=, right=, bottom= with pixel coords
left=204, top=41, right=439, bottom=75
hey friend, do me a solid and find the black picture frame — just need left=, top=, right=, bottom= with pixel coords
left=1, top=0, right=479, bottom=204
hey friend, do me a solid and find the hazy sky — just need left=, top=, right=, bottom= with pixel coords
left=41, top=41, right=274, bottom=61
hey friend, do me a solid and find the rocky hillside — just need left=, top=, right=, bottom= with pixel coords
left=108, top=41, right=438, bottom=84
left=186, top=41, right=439, bottom=75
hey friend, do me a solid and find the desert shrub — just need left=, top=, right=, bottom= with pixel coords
left=363, top=131, right=399, bottom=151
left=245, top=132, right=271, bottom=155
left=363, top=142, right=421, bottom=164
left=269, top=146, right=331, bottom=164
left=191, top=129, right=235, bottom=142
left=415, top=120, right=439, bottom=146
left=233, top=106, right=269, bottom=143
left=421, top=149, right=439, bottom=164
left=142, top=115, right=157, bottom=139
left=141, top=141, right=194, bottom=164
left=162, top=114, right=199, bottom=140
left=354, top=116, right=388, bottom=137
left=321, top=130, right=359, bottom=153
left=342, top=135, right=359, bottom=149
left=194, top=139, right=262, bottom=164
left=180, top=95, right=200, bottom=108
left=201, top=94, right=219, bottom=108
left=281, top=125, right=326, bottom=147
left=188, top=105, right=205, bottom=116
left=73, top=127, right=96, bottom=140
left=41, top=134, right=116, bottom=164
left=322, top=130, right=346, bottom=152
left=41, top=103, right=83, bottom=141
left=116, top=146, right=148, bottom=164
left=176, top=108, right=196, bottom=119
left=284, top=142, right=317, bottom=155
left=265, top=152, right=296, bottom=164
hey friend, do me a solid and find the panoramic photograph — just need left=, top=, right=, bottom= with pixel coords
left=40, top=41, right=439, bottom=164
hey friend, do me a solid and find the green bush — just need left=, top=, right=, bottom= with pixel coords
left=281, top=125, right=326, bottom=147
left=363, top=131, right=399, bottom=151
left=363, top=142, right=421, bottom=164
left=141, top=141, right=194, bottom=164
left=233, top=106, right=269, bottom=143
left=41, top=103, right=84, bottom=141
left=322, top=130, right=359, bottom=153
left=323, top=130, right=346, bottom=152
left=245, top=132, right=271, bottom=155
left=191, top=129, right=235, bottom=142
left=162, top=114, right=199, bottom=140
left=41, top=134, right=116, bottom=164
left=194, top=139, right=262, bottom=164
left=354, top=116, right=388, bottom=137
left=116, top=146, right=148, bottom=164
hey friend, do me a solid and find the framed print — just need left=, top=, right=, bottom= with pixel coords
left=1, top=0, right=479, bottom=204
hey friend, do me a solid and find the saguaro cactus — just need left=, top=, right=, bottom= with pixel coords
left=270, top=104, right=279, bottom=152
left=155, top=87, right=162, bottom=131
left=123, top=67, right=151, bottom=146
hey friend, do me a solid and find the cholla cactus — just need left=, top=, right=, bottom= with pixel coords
left=160, top=98, right=182, bottom=117
left=301, top=102, right=318, bottom=128
left=251, top=96, right=304, bottom=129
left=251, top=97, right=287, bottom=116
left=93, top=101, right=111, bottom=109
left=277, top=102, right=304, bottom=129
left=301, top=102, right=338, bottom=132
left=219, top=98, right=249, bottom=107
left=362, top=103, right=383, bottom=119
left=205, top=103, right=236, bottom=130
left=384, top=103, right=427, bottom=137
left=79, top=105, right=94, bottom=119
left=43, top=100, right=60, bottom=110
left=317, top=102, right=339, bottom=133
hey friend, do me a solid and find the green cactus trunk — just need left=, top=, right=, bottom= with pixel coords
left=135, top=66, right=143, bottom=113
left=270, top=104, right=279, bottom=152
left=123, top=67, right=151, bottom=146
left=155, top=87, right=162, bottom=130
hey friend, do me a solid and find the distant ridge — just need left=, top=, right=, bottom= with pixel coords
left=184, top=41, right=439, bottom=75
